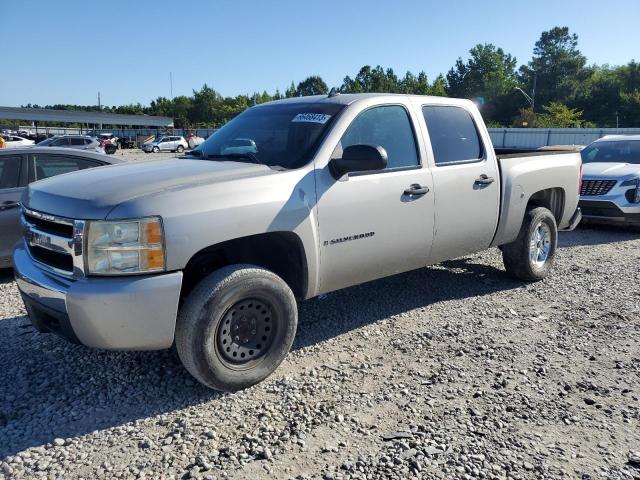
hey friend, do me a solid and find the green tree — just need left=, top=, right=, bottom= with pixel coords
left=190, top=84, right=223, bottom=126
left=446, top=44, right=518, bottom=100
left=295, top=76, right=328, bottom=96
left=285, top=82, right=297, bottom=98
left=519, top=27, right=588, bottom=108
left=340, top=65, right=401, bottom=93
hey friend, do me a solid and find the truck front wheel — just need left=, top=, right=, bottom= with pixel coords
left=501, top=207, right=558, bottom=282
left=175, top=265, right=298, bottom=391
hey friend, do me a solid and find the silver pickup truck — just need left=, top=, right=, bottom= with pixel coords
left=14, top=94, right=582, bottom=391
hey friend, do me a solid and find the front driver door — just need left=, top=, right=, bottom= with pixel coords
left=315, top=103, right=435, bottom=294
left=0, top=154, right=26, bottom=267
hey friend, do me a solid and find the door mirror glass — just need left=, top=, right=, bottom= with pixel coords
left=329, top=144, right=388, bottom=178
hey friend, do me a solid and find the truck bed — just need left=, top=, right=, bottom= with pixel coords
left=491, top=149, right=582, bottom=247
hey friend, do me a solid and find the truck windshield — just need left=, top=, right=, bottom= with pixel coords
left=194, top=102, right=345, bottom=169
left=581, top=140, right=640, bottom=164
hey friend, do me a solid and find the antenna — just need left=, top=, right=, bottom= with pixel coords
left=328, top=87, right=340, bottom=98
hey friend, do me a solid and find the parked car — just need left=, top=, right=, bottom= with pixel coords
left=37, top=135, right=104, bottom=153
left=13, top=94, right=582, bottom=391
left=579, top=135, right=640, bottom=225
left=2, top=135, right=35, bottom=148
left=117, top=136, right=137, bottom=149
left=99, top=133, right=118, bottom=145
left=142, top=135, right=188, bottom=153
left=0, top=147, right=124, bottom=268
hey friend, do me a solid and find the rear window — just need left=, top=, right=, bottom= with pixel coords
left=422, top=106, right=483, bottom=165
left=35, top=155, right=98, bottom=180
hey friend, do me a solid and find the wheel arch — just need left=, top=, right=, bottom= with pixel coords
left=180, top=231, right=309, bottom=301
left=526, top=187, right=565, bottom=224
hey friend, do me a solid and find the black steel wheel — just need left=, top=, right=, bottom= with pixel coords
left=216, top=298, right=277, bottom=366
left=176, top=265, right=297, bottom=391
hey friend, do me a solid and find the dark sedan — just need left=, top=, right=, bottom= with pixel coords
left=0, top=147, right=125, bottom=267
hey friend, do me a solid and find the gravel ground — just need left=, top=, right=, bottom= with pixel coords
left=109, top=148, right=186, bottom=162
left=1, top=225, right=639, bottom=480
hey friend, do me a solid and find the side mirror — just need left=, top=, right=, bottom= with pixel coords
left=329, top=144, right=388, bottom=178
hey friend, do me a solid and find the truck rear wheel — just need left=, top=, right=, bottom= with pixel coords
left=175, top=265, right=297, bottom=391
left=502, top=207, right=558, bottom=282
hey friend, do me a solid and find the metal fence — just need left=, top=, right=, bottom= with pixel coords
left=488, top=128, right=640, bottom=149
left=16, top=125, right=218, bottom=139
left=15, top=125, right=640, bottom=149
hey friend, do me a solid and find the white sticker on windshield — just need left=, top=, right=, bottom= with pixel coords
left=292, top=113, right=331, bottom=124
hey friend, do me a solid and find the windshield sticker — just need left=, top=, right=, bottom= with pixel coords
left=292, top=113, right=331, bottom=124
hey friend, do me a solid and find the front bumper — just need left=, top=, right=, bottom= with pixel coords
left=579, top=199, right=640, bottom=225
left=14, top=242, right=183, bottom=350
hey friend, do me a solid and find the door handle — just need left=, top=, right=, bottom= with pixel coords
left=404, top=184, right=429, bottom=196
left=0, top=201, right=19, bottom=211
left=474, top=174, right=495, bottom=186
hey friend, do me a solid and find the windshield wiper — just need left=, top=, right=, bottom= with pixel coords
left=206, top=153, right=264, bottom=165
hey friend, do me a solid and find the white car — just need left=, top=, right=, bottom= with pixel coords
left=142, top=135, right=188, bottom=153
left=2, top=135, right=35, bottom=148
left=579, top=135, right=640, bottom=225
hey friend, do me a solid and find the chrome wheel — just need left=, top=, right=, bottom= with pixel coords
left=529, top=222, right=551, bottom=268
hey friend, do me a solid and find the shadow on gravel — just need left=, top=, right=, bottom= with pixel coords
left=0, top=268, right=14, bottom=285
left=0, top=256, right=521, bottom=457
left=293, top=257, right=522, bottom=351
left=560, top=224, right=639, bottom=247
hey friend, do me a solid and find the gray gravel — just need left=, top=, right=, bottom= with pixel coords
left=1, top=225, right=639, bottom=479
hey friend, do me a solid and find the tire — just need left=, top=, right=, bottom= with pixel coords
left=152, top=146, right=160, bottom=153
left=176, top=145, right=184, bottom=153
left=502, top=207, right=558, bottom=282
left=175, top=265, right=298, bottom=391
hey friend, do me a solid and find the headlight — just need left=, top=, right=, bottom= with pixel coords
left=621, top=178, right=640, bottom=203
left=620, top=178, right=640, bottom=187
left=86, top=217, right=165, bottom=275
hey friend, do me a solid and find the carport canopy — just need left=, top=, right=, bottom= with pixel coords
left=0, top=106, right=173, bottom=127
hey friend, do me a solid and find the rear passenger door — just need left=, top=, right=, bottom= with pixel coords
left=418, top=103, right=500, bottom=263
left=0, top=154, right=27, bottom=266
left=69, top=137, right=86, bottom=150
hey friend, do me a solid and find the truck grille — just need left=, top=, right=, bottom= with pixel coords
left=23, top=211, right=74, bottom=237
left=21, top=208, right=84, bottom=276
left=580, top=179, right=616, bottom=196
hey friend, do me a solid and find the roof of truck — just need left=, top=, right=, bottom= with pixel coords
left=260, top=93, right=472, bottom=107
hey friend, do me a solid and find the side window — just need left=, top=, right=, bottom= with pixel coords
left=422, top=106, right=483, bottom=165
left=70, top=137, right=84, bottom=146
left=52, top=137, right=70, bottom=146
left=337, top=105, right=419, bottom=170
left=0, top=156, right=21, bottom=189
left=34, top=155, right=97, bottom=180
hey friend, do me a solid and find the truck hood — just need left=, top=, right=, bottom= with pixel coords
left=582, top=162, right=640, bottom=179
left=22, top=158, right=278, bottom=219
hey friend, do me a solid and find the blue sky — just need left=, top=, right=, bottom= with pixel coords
left=1, top=0, right=639, bottom=107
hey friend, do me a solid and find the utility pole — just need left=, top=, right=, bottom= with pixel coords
left=531, top=72, right=537, bottom=112
left=98, top=92, right=102, bottom=130
left=169, top=72, right=175, bottom=135
left=616, top=111, right=619, bottom=129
